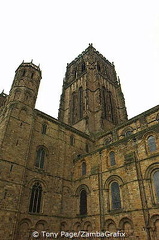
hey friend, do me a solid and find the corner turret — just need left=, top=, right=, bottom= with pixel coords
left=7, top=61, right=42, bottom=110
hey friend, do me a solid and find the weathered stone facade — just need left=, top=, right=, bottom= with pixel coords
left=0, top=44, right=159, bottom=240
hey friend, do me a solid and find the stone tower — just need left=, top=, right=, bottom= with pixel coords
left=58, top=44, right=127, bottom=135
left=0, top=62, right=41, bottom=239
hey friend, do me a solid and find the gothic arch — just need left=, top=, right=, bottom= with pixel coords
left=35, top=145, right=49, bottom=168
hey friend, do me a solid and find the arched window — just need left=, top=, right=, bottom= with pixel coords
left=109, top=151, right=116, bottom=166
left=29, top=182, right=42, bottom=213
left=81, top=62, right=86, bottom=72
left=70, top=135, right=75, bottom=146
left=153, top=171, right=159, bottom=203
left=41, top=123, right=47, bottom=134
left=111, top=182, right=121, bottom=210
left=74, top=68, right=77, bottom=78
left=125, top=130, right=132, bottom=137
left=147, top=135, right=157, bottom=152
left=85, top=143, right=89, bottom=153
left=35, top=147, right=45, bottom=169
left=82, top=162, right=86, bottom=175
left=22, top=70, right=26, bottom=77
left=78, top=87, right=83, bottom=119
left=31, top=72, right=34, bottom=79
left=97, top=63, right=101, bottom=71
left=71, top=92, right=78, bottom=124
left=102, top=87, right=107, bottom=119
left=101, top=87, right=114, bottom=122
left=80, top=190, right=87, bottom=215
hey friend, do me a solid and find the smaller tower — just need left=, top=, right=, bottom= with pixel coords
left=0, top=62, right=42, bottom=240
left=0, top=61, right=42, bottom=156
left=6, top=61, right=42, bottom=110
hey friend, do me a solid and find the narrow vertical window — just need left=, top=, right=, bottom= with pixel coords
left=31, top=72, right=34, bottom=79
left=22, top=70, right=26, bottom=77
left=153, top=171, right=159, bottom=203
left=97, top=63, right=101, bottom=71
left=72, top=92, right=78, bottom=124
left=102, top=87, right=107, bottom=119
left=111, top=182, right=121, bottom=210
left=74, top=68, right=77, bottom=78
left=107, top=91, right=114, bottom=122
left=109, top=151, right=116, bottom=166
left=41, top=123, right=47, bottom=134
left=70, top=135, right=75, bottom=146
left=125, top=130, right=132, bottom=137
left=29, top=182, right=42, bottom=213
left=82, top=162, right=86, bottom=175
left=101, top=87, right=114, bottom=123
left=148, top=136, right=157, bottom=152
left=78, top=87, right=83, bottom=119
left=81, top=62, right=86, bottom=72
left=80, top=190, right=87, bottom=215
left=85, top=143, right=89, bottom=153
left=35, top=148, right=45, bottom=169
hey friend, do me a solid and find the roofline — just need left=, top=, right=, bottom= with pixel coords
left=34, top=109, right=94, bottom=142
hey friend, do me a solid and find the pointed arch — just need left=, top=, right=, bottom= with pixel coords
left=35, top=146, right=47, bottom=169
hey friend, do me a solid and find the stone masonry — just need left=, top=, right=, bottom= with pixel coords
left=0, top=44, right=159, bottom=240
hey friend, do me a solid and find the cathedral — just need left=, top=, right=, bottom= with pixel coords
left=0, top=44, right=159, bottom=240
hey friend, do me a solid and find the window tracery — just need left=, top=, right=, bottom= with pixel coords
left=29, top=182, right=42, bottom=213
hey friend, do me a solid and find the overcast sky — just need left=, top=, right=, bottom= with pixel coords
left=0, top=0, right=159, bottom=119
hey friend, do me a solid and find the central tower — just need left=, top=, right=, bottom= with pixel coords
left=58, top=44, right=127, bottom=134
